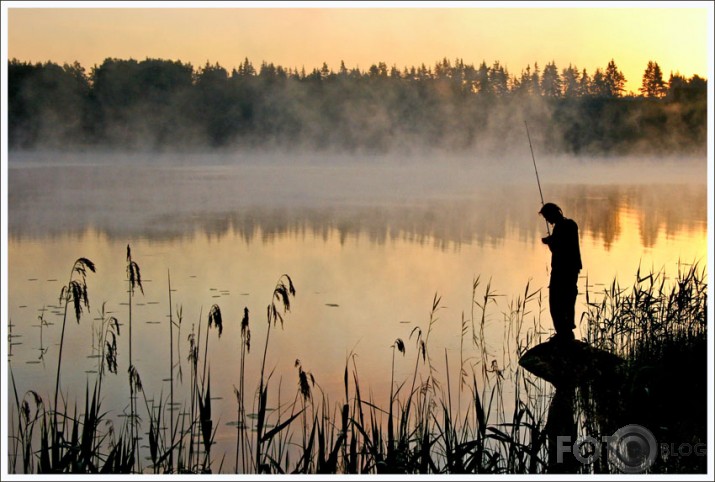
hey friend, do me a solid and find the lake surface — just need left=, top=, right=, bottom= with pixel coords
left=4, top=151, right=708, bottom=472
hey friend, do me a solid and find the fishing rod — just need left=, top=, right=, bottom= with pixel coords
left=525, top=121, right=551, bottom=236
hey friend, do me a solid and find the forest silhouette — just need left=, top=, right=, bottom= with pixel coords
left=7, top=57, right=707, bottom=154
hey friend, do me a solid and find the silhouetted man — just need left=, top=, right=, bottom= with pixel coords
left=540, top=203, right=582, bottom=342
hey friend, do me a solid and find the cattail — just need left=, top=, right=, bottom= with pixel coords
left=241, top=307, right=250, bottom=351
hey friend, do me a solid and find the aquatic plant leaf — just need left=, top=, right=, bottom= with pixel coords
left=148, top=418, right=158, bottom=465
left=260, top=410, right=302, bottom=443
left=473, top=375, right=486, bottom=438
left=202, top=374, right=212, bottom=423
left=21, top=399, right=30, bottom=423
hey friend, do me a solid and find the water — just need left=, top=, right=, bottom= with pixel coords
left=5, top=151, right=708, bottom=472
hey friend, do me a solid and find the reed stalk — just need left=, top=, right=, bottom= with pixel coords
left=167, top=270, right=175, bottom=472
left=235, top=307, right=250, bottom=473
left=126, top=245, right=143, bottom=472
left=256, top=274, right=296, bottom=472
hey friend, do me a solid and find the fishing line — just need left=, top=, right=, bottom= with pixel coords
left=525, top=121, right=551, bottom=236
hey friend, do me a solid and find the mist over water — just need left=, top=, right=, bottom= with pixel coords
left=7, top=149, right=706, bottom=244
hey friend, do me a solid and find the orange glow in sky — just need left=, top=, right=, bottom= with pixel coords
left=4, top=2, right=712, bottom=95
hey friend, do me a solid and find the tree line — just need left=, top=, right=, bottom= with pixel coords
left=7, top=57, right=707, bottom=155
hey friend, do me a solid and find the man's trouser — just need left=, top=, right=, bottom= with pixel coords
left=549, top=270, right=579, bottom=334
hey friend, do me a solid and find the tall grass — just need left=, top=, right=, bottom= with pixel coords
left=9, top=255, right=139, bottom=474
left=125, top=245, right=143, bottom=472
left=579, top=261, right=708, bottom=474
left=8, top=256, right=707, bottom=474
left=585, top=262, right=706, bottom=358
left=255, top=274, right=297, bottom=473
left=234, top=307, right=251, bottom=473
left=197, top=304, right=223, bottom=472
left=54, top=257, right=95, bottom=422
left=166, top=269, right=176, bottom=472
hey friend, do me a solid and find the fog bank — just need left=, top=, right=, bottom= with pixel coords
left=7, top=150, right=707, bottom=246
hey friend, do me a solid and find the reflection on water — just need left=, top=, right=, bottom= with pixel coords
left=8, top=161, right=707, bottom=250
left=546, top=387, right=578, bottom=473
left=5, top=157, right=708, bottom=473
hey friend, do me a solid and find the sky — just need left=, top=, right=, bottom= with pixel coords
left=3, top=1, right=713, bottom=95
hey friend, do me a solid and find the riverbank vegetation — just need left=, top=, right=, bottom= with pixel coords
left=7, top=249, right=707, bottom=474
